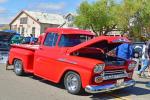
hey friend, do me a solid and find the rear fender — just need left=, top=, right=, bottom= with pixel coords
left=8, top=48, right=34, bottom=72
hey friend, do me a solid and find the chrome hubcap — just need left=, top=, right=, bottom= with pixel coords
left=66, top=74, right=78, bottom=91
left=14, top=61, right=22, bottom=73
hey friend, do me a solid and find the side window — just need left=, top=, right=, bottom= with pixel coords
left=44, top=33, right=58, bottom=47
left=32, top=27, right=35, bottom=34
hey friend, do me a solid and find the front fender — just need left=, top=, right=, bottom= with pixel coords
left=58, top=65, right=93, bottom=88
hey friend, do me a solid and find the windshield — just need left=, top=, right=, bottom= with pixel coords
left=58, top=34, right=93, bottom=47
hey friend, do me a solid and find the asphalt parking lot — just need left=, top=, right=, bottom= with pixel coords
left=0, top=63, right=150, bottom=100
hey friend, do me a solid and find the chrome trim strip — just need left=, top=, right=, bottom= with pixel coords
left=104, top=70, right=125, bottom=74
left=85, top=80, right=136, bottom=93
left=57, top=58, right=77, bottom=64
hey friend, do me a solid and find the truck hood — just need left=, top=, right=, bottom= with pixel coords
left=67, top=36, right=130, bottom=54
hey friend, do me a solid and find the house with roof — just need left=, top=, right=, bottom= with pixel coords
left=10, top=10, right=65, bottom=37
left=62, top=13, right=77, bottom=28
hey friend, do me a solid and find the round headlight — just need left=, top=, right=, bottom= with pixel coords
left=94, top=64, right=105, bottom=74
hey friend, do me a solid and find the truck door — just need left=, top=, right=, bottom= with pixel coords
left=34, top=32, right=59, bottom=81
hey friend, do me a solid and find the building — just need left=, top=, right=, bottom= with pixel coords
left=10, top=10, right=65, bottom=37
left=61, top=13, right=77, bottom=28
left=106, top=30, right=122, bottom=36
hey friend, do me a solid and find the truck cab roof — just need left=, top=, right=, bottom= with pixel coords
left=45, top=28, right=94, bottom=36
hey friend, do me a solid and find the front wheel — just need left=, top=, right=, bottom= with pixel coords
left=64, top=71, right=82, bottom=95
left=14, top=59, right=24, bottom=76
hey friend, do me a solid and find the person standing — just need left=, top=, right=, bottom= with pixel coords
left=147, top=40, right=150, bottom=77
left=146, top=40, right=150, bottom=88
left=137, top=41, right=150, bottom=77
left=30, top=34, right=35, bottom=44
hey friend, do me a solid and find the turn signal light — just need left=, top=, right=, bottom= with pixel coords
left=95, top=76, right=103, bottom=83
left=127, top=72, right=133, bottom=78
left=128, top=61, right=136, bottom=70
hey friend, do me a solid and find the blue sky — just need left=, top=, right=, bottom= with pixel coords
left=0, top=0, right=121, bottom=24
left=0, top=0, right=95, bottom=24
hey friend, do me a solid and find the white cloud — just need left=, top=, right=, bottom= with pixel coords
left=37, top=2, right=66, bottom=10
left=26, top=2, right=67, bottom=14
left=0, top=0, right=7, bottom=3
left=0, top=17, right=12, bottom=24
left=0, top=7, right=7, bottom=13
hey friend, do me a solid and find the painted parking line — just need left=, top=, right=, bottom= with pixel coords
left=105, top=92, right=131, bottom=100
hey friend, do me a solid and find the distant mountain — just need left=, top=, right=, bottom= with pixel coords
left=0, top=24, right=9, bottom=30
left=0, top=24, right=8, bottom=27
left=0, top=24, right=4, bottom=27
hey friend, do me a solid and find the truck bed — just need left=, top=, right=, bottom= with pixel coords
left=9, top=44, right=39, bottom=73
left=11, top=44, right=39, bottom=51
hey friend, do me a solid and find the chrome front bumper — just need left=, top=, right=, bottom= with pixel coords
left=85, top=80, right=136, bottom=93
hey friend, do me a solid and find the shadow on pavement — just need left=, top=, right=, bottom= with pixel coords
left=89, top=86, right=150, bottom=100
left=90, top=93, right=115, bottom=100
left=136, top=80, right=149, bottom=84
left=17, top=72, right=150, bottom=98
left=22, top=74, right=65, bottom=89
left=124, top=86, right=150, bottom=95
left=21, top=73, right=150, bottom=97
left=19, top=74, right=103, bottom=96
left=6, top=68, right=14, bottom=70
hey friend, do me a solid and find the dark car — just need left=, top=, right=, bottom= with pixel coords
left=21, top=37, right=38, bottom=44
left=11, top=35, right=23, bottom=44
left=21, top=37, right=31, bottom=44
left=0, top=30, right=20, bottom=51
left=0, top=30, right=20, bottom=63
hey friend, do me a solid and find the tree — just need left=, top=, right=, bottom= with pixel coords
left=74, top=0, right=118, bottom=36
left=135, top=0, right=150, bottom=41
left=115, top=0, right=142, bottom=40
left=75, top=0, right=150, bottom=41
left=121, top=0, right=150, bottom=41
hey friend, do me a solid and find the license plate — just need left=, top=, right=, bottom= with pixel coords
left=116, top=79, right=124, bottom=86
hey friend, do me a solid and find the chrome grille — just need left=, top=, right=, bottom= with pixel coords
left=106, top=61, right=125, bottom=66
left=102, top=70, right=127, bottom=80
left=104, top=70, right=125, bottom=75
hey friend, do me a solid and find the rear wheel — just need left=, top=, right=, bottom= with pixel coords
left=14, top=59, right=24, bottom=76
left=64, top=71, right=82, bottom=95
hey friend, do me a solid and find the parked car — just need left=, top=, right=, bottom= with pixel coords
left=0, top=30, right=20, bottom=51
left=7, top=28, right=136, bottom=94
left=11, top=34, right=23, bottom=44
left=0, top=30, right=20, bottom=63
left=21, top=37, right=38, bottom=44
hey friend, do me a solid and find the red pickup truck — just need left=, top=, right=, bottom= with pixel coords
left=8, top=28, right=136, bottom=94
